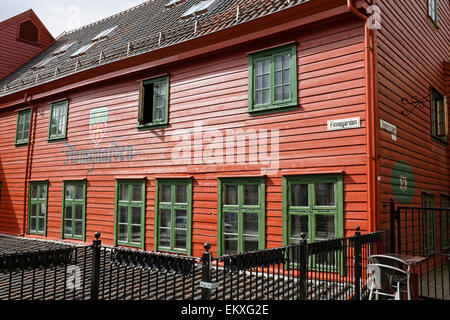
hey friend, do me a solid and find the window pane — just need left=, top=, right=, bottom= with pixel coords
left=65, top=185, right=74, bottom=200
left=131, top=207, right=141, bottom=225
left=74, top=221, right=83, bottom=236
left=175, top=229, right=186, bottom=249
left=39, top=186, right=46, bottom=199
left=65, top=219, right=72, bottom=235
left=315, top=183, right=335, bottom=206
left=160, top=209, right=171, bottom=228
left=315, top=215, right=335, bottom=240
left=75, top=185, right=84, bottom=200
left=39, top=203, right=46, bottom=216
left=224, top=234, right=238, bottom=255
left=244, top=185, right=259, bottom=206
left=224, top=211, right=238, bottom=234
left=31, top=186, right=38, bottom=199
left=119, top=184, right=129, bottom=201
left=75, top=205, right=83, bottom=220
left=132, top=185, right=142, bottom=202
left=30, top=217, right=36, bottom=231
left=175, top=209, right=187, bottom=229
left=31, top=203, right=37, bottom=218
left=291, top=184, right=308, bottom=207
left=291, top=215, right=308, bottom=242
left=243, top=235, right=259, bottom=252
left=224, top=185, right=238, bottom=205
left=131, top=226, right=141, bottom=243
left=160, top=185, right=171, bottom=203
left=159, top=228, right=170, bottom=248
left=38, top=217, right=45, bottom=232
left=175, top=185, right=187, bottom=203
left=119, top=224, right=127, bottom=242
left=65, top=205, right=72, bottom=219
left=243, top=212, right=258, bottom=235
left=119, top=206, right=128, bottom=223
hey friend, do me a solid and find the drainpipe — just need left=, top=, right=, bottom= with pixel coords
left=347, top=0, right=377, bottom=233
left=22, top=93, right=35, bottom=236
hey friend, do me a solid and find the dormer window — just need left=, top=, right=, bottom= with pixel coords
left=18, top=20, right=39, bottom=44
left=91, top=26, right=118, bottom=42
left=53, top=42, right=76, bottom=56
left=180, top=0, right=220, bottom=20
left=71, top=43, right=95, bottom=58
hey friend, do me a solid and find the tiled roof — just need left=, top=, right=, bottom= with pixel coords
left=0, top=0, right=310, bottom=98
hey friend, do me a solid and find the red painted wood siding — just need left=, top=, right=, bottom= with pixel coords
left=0, top=15, right=53, bottom=79
left=376, top=0, right=450, bottom=229
left=0, top=17, right=367, bottom=257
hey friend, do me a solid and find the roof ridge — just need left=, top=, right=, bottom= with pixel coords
left=63, top=0, right=154, bottom=36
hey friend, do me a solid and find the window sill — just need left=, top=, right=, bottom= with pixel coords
left=15, top=141, right=28, bottom=147
left=137, top=122, right=169, bottom=131
left=47, top=136, right=67, bottom=143
left=249, top=103, right=298, bottom=116
left=116, top=242, right=143, bottom=249
left=157, top=248, right=189, bottom=255
left=431, top=135, right=447, bottom=145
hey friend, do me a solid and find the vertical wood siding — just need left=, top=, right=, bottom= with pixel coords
left=0, top=18, right=367, bottom=257
left=376, top=0, right=450, bottom=229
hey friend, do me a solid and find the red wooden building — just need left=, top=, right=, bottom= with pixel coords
left=0, top=9, right=54, bottom=79
left=0, top=0, right=448, bottom=258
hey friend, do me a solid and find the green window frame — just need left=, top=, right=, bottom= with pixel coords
left=430, top=87, right=446, bottom=143
left=422, top=192, right=436, bottom=256
left=154, top=179, right=192, bottom=254
left=217, top=177, right=266, bottom=256
left=15, top=108, right=31, bottom=146
left=114, top=179, right=146, bottom=249
left=28, top=181, right=48, bottom=236
left=248, top=43, right=298, bottom=115
left=48, top=99, right=69, bottom=141
left=138, top=76, right=169, bottom=129
left=440, top=194, right=450, bottom=250
left=61, top=180, right=86, bottom=241
left=282, top=174, right=344, bottom=269
left=428, top=0, right=438, bottom=26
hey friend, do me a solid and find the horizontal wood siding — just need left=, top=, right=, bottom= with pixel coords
left=376, top=0, right=450, bottom=229
left=0, top=18, right=367, bottom=256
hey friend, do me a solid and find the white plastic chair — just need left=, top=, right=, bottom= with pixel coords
left=367, top=254, right=411, bottom=300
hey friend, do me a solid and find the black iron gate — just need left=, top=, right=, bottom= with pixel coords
left=390, top=199, right=450, bottom=299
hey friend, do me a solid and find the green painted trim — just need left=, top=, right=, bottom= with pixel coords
left=27, top=181, right=49, bottom=236
left=137, top=75, right=170, bottom=128
left=430, top=87, right=446, bottom=143
left=48, top=100, right=69, bottom=141
left=248, top=43, right=298, bottom=114
left=61, top=180, right=87, bottom=241
left=15, top=108, right=31, bottom=146
left=114, top=179, right=146, bottom=249
left=154, top=178, right=192, bottom=255
left=217, top=177, right=266, bottom=256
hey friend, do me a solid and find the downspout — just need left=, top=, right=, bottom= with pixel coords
left=347, top=0, right=377, bottom=233
left=22, top=93, right=35, bottom=236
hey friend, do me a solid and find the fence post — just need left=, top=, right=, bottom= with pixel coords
left=299, top=232, right=308, bottom=300
left=354, top=226, right=362, bottom=300
left=90, top=232, right=101, bottom=300
left=389, top=198, right=396, bottom=253
left=201, top=242, right=212, bottom=300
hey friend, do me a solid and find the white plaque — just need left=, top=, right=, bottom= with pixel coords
left=327, top=117, right=361, bottom=131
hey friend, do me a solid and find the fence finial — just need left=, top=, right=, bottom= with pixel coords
left=94, top=232, right=101, bottom=240
left=203, top=242, right=211, bottom=252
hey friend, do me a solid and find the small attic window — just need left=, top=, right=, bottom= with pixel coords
left=18, top=20, right=39, bottom=44
left=53, top=42, right=76, bottom=56
left=166, top=0, right=185, bottom=8
left=91, top=26, right=118, bottom=42
left=180, top=0, right=220, bottom=20
left=71, top=43, right=95, bottom=58
left=32, top=56, right=56, bottom=70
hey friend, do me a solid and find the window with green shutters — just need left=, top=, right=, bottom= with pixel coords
left=154, top=179, right=192, bottom=254
left=282, top=174, right=343, bottom=268
left=138, top=76, right=169, bottom=129
left=430, top=87, right=446, bottom=143
left=248, top=43, right=298, bottom=114
left=15, top=109, right=31, bottom=145
left=422, top=192, right=436, bottom=256
left=62, top=181, right=86, bottom=241
left=217, top=177, right=265, bottom=256
left=114, top=180, right=146, bottom=248
left=48, top=100, right=69, bottom=140
left=428, top=0, right=438, bottom=26
left=28, top=181, right=48, bottom=236
left=440, top=194, right=450, bottom=250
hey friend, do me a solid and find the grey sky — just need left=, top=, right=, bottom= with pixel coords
left=0, top=0, right=149, bottom=37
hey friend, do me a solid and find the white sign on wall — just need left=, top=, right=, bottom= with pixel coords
left=327, top=117, right=361, bottom=131
left=380, top=119, right=397, bottom=141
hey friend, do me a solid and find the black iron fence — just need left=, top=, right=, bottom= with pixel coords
left=390, top=200, right=450, bottom=299
left=0, top=229, right=390, bottom=300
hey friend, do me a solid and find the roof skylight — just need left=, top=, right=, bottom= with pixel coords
left=71, top=42, right=95, bottom=58
left=92, top=26, right=118, bottom=42
left=180, top=0, right=220, bottom=19
left=53, top=42, right=76, bottom=56
left=32, top=56, right=56, bottom=70
left=166, top=0, right=185, bottom=8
